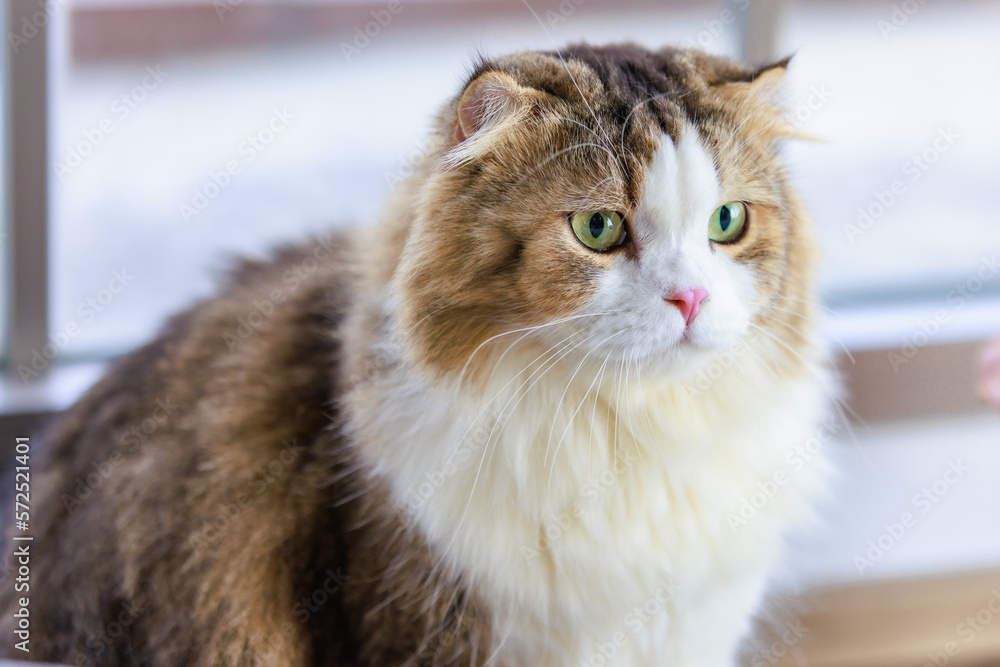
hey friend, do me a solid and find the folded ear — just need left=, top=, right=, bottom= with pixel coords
left=712, top=57, right=816, bottom=141
left=721, top=57, right=790, bottom=102
left=448, top=69, right=534, bottom=165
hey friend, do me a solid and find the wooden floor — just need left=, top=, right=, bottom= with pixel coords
left=756, top=570, right=1000, bottom=667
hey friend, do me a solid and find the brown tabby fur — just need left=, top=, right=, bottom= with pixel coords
left=1, top=43, right=812, bottom=666
left=2, top=241, right=492, bottom=666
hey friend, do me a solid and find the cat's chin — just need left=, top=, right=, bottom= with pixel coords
left=622, top=332, right=745, bottom=385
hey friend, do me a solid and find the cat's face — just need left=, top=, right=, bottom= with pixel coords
left=394, top=44, right=815, bottom=382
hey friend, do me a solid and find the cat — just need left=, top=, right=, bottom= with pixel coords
left=0, top=43, right=834, bottom=666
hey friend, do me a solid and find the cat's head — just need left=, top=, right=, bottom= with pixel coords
left=390, top=43, right=817, bottom=386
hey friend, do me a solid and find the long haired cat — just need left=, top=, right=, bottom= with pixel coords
left=1, top=43, right=833, bottom=666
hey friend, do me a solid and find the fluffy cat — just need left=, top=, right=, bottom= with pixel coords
left=1, top=43, right=833, bottom=666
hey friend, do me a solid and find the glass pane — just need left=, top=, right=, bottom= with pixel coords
left=780, top=1, right=1000, bottom=306
left=53, top=1, right=742, bottom=359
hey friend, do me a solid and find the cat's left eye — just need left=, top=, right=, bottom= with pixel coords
left=571, top=210, right=627, bottom=252
left=708, top=202, right=748, bottom=244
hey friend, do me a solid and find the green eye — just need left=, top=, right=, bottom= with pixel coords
left=571, top=210, right=627, bottom=251
left=708, top=202, right=748, bottom=244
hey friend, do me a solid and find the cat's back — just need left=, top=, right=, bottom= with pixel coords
left=0, top=232, right=354, bottom=665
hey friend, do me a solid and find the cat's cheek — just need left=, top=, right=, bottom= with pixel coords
left=707, top=257, right=760, bottom=329
left=517, top=236, right=605, bottom=320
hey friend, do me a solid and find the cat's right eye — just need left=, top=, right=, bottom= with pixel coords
left=708, top=202, right=748, bottom=244
left=570, top=210, right=627, bottom=252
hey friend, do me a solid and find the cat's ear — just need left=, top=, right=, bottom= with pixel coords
left=712, top=57, right=815, bottom=141
left=728, top=58, right=790, bottom=101
left=454, top=71, right=520, bottom=143
left=683, top=49, right=789, bottom=96
left=447, top=70, right=534, bottom=165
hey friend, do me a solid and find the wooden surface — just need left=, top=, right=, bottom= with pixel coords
left=2, top=571, right=1000, bottom=665
left=767, top=570, right=1000, bottom=667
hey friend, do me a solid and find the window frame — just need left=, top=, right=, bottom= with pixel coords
left=5, top=0, right=50, bottom=378
left=0, top=0, right=774, bottom=380
left=1, top=0, right=995, bottom=425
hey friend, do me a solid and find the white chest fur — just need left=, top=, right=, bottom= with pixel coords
left=348, top=340, right=832, bottom=667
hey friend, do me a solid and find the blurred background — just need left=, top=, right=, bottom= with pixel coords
left=2, top=0, right=1000, bottom=664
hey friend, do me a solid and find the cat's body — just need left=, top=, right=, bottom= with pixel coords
left=1, top=44, right=833, bottom=666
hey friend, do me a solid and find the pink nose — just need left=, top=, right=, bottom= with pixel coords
left=665, top=288, right=709, bottom=327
